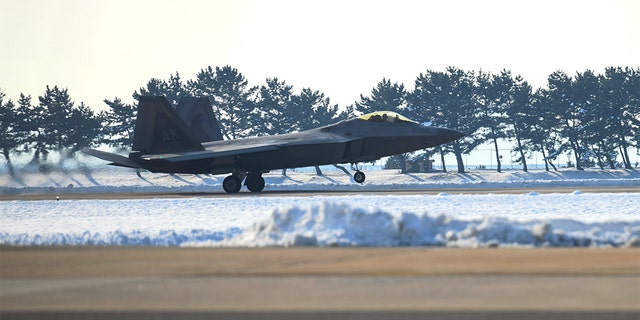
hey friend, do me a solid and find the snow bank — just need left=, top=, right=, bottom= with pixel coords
left=217, top=202, right=640, bottom=248
left=4, top=202, right=638, bottom=248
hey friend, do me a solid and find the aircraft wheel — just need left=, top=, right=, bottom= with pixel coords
left=245, top=173, right=265, bottom=192
left=223, top=175, right=242, bottom=193
left=354, top=171, right=366, bottom=183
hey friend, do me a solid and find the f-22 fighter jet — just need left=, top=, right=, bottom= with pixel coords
left=84, top=96, right=464, bottom=193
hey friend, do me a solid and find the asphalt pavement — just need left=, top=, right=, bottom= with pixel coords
left=2, top=247, right=639, bottom=320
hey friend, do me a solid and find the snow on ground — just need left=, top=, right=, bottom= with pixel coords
left=1, top=165, right=640, bottom=247
left=1, top=164, right=640, bottom=194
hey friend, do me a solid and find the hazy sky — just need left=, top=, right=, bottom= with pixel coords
left=1, top=0, right=639, bottom=111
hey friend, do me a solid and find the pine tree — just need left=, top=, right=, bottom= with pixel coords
left=102, top=98, right=137, bottom=148
left=0, top=90, right=18, bottom=174
left=354, top=78, right=407, bottom=115
left=34, top=86, right=103, bottom=161
left=38, top=86, right=76, bottom=153
left=545, top=71, right=587, bottom=170
left=134, top=72, right=187, bottom=106
left=16, top=93, right=47, bottom=164
left=575, top=70, right=615, bottom=169
left=410, top=67, right=482, bottom=173
left=526, top=88, right=563, bottom=171
left=600, top=67, right=639, bottom=169
left=253, top=78, right=297, bottom=136
left=65, top=102, right=103, bottom=154
left=295, top=88, right=344, bottom=130
left=490, top=70, right=534, bottom=172
left=476, top=71, right=509, bottom=172
left=188, top=66, right=256, bottom=139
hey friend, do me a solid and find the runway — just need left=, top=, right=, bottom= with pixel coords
left=1, top=247, right=639, bottom=319
left=2, top=185, right=639, bottom=201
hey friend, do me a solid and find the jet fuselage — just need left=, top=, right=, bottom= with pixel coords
left=136, top=117, right=463, bottom=175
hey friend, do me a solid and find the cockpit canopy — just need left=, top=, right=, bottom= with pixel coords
left=357, top=111, right=418, bottom=124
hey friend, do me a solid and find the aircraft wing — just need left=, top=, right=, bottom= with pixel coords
left=141, top=142, right=280, bottom=162
left=141, top=132, right=354, bottom=163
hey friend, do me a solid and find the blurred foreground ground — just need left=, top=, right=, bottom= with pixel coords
left=1, top=247, right=638, bottom=319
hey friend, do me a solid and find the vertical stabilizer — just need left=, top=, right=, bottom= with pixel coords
left=132, top=96, right=204, bottom=155
left=175, top=97, right=224, bottom=142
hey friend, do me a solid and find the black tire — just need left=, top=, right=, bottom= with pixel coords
left=245, top=173, right=265, bottom=192
left=222, top=175, right=242, bottom=193
left=354, top=171, right=366, bottom=183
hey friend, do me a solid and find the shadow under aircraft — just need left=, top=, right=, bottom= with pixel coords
left=84, top=96, right=464, bottom=193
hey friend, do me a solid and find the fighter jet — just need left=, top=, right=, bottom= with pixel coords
left=84, top=96, right=464, bottom=193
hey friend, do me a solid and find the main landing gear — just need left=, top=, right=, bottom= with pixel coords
left=351, top=163, right=366, bottom=184
left=245, top=173, right=265, bottom=192
left=222, top=171, right=265, bottom=193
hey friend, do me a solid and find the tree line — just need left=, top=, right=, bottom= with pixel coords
left=1, top=65, right=638, bottom=175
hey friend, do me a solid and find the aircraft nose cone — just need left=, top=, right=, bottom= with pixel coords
left=416, top=126, right=465, bottom=148
left=439, top=128, right=465, bottom=141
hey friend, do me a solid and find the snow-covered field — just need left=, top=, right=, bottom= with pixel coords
left=1, top=166, right=639, bottom=247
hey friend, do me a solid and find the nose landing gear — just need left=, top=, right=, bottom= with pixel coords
left=353, top=171, right=366, bottom=183
left=351, top=163, right=366, bottom=184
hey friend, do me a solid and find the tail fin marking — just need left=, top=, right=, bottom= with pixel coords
left=132, top=96, right=204, bottom=155
left=175, top=97, right=224, bottom=142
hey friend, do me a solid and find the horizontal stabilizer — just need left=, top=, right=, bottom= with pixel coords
left=82, top=148, right=141, bottom=169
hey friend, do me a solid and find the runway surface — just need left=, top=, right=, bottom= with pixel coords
left=2, top=247, right=639, bottom=319
left=2, top=185, right=639, bottom=201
